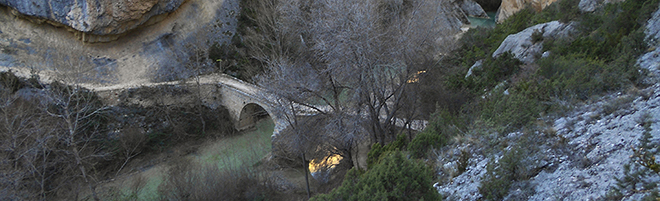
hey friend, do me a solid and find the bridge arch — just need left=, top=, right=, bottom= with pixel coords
left=237, top=103, right=272, bottom=131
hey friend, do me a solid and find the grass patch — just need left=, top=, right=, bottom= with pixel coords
left=195, top=119, right=274, bottom=170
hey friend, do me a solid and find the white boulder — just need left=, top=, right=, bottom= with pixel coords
left=492, top=21, right=576, bottom=64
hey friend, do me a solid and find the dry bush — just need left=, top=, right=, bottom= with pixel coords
left=158, top=158, right=278, bottom=201
left=129, top=174, right=148, bottom=198
left=114, top=127, right=148, bottom=177
left=0, top=90, right=54, bottom=200
left=0, top=74, right=111, bottom=200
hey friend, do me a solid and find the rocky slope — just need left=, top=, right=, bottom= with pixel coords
left=435, top=3, right=660, bottom=200
left=437, top=86, right=660, bottom=200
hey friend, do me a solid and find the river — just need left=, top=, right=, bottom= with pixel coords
left=102, top=119, right=275, bottom=200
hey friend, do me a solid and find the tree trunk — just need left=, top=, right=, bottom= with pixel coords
left=79, top=165, right=100, bottom=201
left=302, top=153, right=311, bottom=198
left=74, top=147, right=100, bottom=201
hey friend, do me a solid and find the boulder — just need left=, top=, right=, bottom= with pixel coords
left=578, top=0, right=601, bottom=12
left=465, top=59, right=484, bottom=78
left=458, top=0, right=489, bottom=18
left=495, top=0, right=558, bottom=23
left=492, top=21, right=576, bottom=64
left=0, top=0, right=185, bottom=36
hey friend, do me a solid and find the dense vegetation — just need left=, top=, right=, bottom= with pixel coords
left=315, top=0, right=660, bottom=200
left=311, top=151, right=440, bottom=201
left=3, top=0, right=660, bottom=199
left=417, top=0, right=658, bottom=148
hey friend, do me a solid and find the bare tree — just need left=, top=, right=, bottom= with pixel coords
left=276, top=98, right=315, bottom=198
left=44, top=83, right=110, bottom=201
left=0, top=89, right=40, bottom=200
left=157, top=26, right=223, bottom=136
left=305, top=0, right=458, bottom=145
left=185, top=29, right=219, bottom=135
left=114, top=127, right=146, bottom=177
left=257, top=0, right=460, bottom=167
left=0, top=76, right=65, bottom=200
left=5, top=37, right=119, bottom=201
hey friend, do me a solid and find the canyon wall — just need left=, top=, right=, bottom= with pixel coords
left=495, top=0, right=558, bottom=23
left=1, top=0, right=185, bottom=38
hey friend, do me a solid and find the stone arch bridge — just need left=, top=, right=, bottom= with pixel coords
left=93, top=73, right=425, bottom=136
left=94, top=74, right=286, bottom=135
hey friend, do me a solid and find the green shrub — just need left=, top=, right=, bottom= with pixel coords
left=535, top=52, right=641, bottom=100
left=442, top=6, right=540, bottom=79
left=311, top=151, right=441, bottom=201
left=409, top=108, right=467, bottom=158
left=544, top=0, right=658, bottom=63
left=367, top=134, right=407, bottom=168
left=420, top=0, right=657, bottom=161
left=408, top=126, right=445, bottom=159
left=555, top=0, right=580, bottom=23
left=531, top=29, right=544, bottom=43
left=536, top=56, right=604, bottom=100
left=479, top=145, right=533, bottom=200
left=468, top=52, right=522, bottom=91
left=534, top=22, right=645, bottom=101
left=480, top=90, right=541, bottom=133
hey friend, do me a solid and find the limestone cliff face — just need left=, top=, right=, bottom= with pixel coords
left=495, top=0, right=557, bottom=23
left=0, top=0, right=239, bottom=86
left=0, top=0, right=185, bottom=36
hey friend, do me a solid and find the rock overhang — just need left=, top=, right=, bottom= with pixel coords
left=0, top=0, right=186, bottom=42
